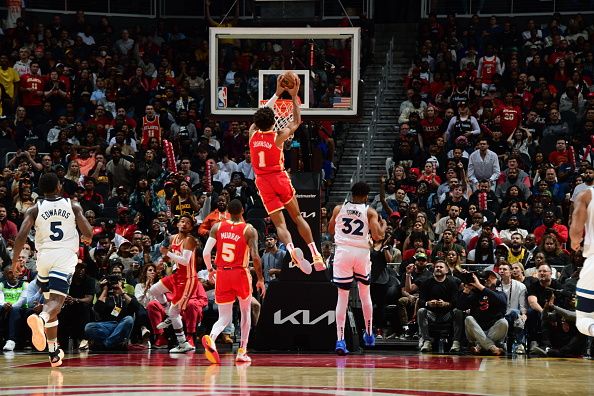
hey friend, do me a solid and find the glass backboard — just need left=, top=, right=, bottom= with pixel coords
left=209, top=27, right=360, bottom=118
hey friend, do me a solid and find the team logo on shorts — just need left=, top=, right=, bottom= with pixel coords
left=66, top=273, right=73, bottom=285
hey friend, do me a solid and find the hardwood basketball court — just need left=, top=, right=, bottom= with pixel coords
left=2, top=351, right=592, bottom=395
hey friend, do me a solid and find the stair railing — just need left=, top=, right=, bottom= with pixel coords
left=346, top=35, right=394, bottom=200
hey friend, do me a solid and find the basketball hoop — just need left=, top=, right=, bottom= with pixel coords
left=259, top=98, right=301, bottom=131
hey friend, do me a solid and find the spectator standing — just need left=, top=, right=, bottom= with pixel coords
left=19, top=62, right=44, bottom=115
left=0, top=54, right=20, bottom=109
left=106, top=145, right=133, bottom=194
left=467, top=139, right=500, bottom=190
left=114, top=30, right=135, bottom=58
left=237, top=148, right=254, bottom=180
left=43, top=70, right=69, bottom=116
left=477, top=44, right=504, bottom=94
left=198, top=196, right=230, bottom=238
left=533, top=210, right=568, bottom=245
left=140, top=105, right=162, bottom=149
left=0, top=204, right=17, bottom=242
left=262, top=233, right=285, bottom=287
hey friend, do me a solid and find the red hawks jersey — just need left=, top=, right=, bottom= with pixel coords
left=480, top=56, right=498, bottom=84
left=215, top=221, right=250, bottom=269
left=249, top=130, right=284, bottom=176
left=20, top=74, right=44, bottom=107
left=420, top=117, right=443, bottom=142
left=169, top=234, right=196, bottom=278
left=141, top=115, right=161, bottom=147
left=497, top=105, right=522, bottom=136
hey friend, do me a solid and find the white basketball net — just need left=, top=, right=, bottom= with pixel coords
left=259, top=99, right=295, bottom=131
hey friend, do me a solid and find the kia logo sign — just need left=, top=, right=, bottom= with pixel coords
left=301, top=212, right=316, bottom=219
left=274, top=310, right=336, bottom=325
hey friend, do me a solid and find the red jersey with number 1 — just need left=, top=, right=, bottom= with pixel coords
left=249, top=130, right=284, bottom=176
left=215, top=221, right=249, bottom=269
left=20, top=73, right=44, bottom=107
left=141, top=115, right=161, bottom=148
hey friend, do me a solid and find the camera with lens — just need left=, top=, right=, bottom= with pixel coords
left=544, top=287, right=565, bottom=301
left=106, top=274, right=122, bottom=288
left=460, top=271, right=484, bottom=284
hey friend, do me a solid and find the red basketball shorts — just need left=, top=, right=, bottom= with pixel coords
left=215, top=267, right=252, bottom=304
left=254, top=171, right=296, bottom=214
left=161, top=273, right=200, bottom=310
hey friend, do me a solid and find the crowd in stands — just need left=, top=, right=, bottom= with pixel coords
left=341, top=11, right=594, bottom=357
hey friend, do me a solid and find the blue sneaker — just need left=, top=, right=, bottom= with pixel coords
left=363, top=332, right=375, bottom=347
left=335, top=339, right=349, bottom=355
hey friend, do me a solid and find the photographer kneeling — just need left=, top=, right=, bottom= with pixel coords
left=458, top=270, right=508, bottom=355
left=84, top=274, right=142, bottom=350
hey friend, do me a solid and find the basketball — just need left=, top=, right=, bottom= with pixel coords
left=280, top=71, right=298, bottom=89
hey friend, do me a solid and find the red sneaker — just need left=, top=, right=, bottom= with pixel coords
left=153, top=334, right=169, bottom=349
left=186, top=335, right=195, bottom=348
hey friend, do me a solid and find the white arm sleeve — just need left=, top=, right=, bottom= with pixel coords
left=202, top=237, right=217, bottom=270
left=166, top=249, right=193, bottom=266
left=264, top=93, right=278, bottom=109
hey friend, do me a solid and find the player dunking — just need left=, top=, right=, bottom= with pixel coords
left=12, top=173, right=93, bottom=367
left=570, top=187, right=594, bottom=337
left=328, top=182, right=386, bottom=355
left=149, top=214, right=199, bottom=353
left=249, top=74, right=324, bottom=273
left=201, top=199, right=265, bottom=364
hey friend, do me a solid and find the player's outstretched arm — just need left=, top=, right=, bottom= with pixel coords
left=264, top=75, right=285, bottom=110
left=246, top=225, right=265, bottom=297
left=327, top=205, right=342, bottom=236
left=72, top=201, right=93, bottom=245
left=276, top=77, right=301, bottom=145
left=368, top=207, right=387, bottom=242
left=570, top=188, right=591, bottom=251
left=12, top=205, right=38, bottom=274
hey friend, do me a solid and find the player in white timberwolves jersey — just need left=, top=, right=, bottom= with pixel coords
left=570, top=185, right=594, bottom=337
left=12, top=173, right=92, bottom=367
left=328, top=182, right=386, bottom=355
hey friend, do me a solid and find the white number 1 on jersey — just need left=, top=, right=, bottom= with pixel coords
left=258, top=151, right=266, bottom=168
